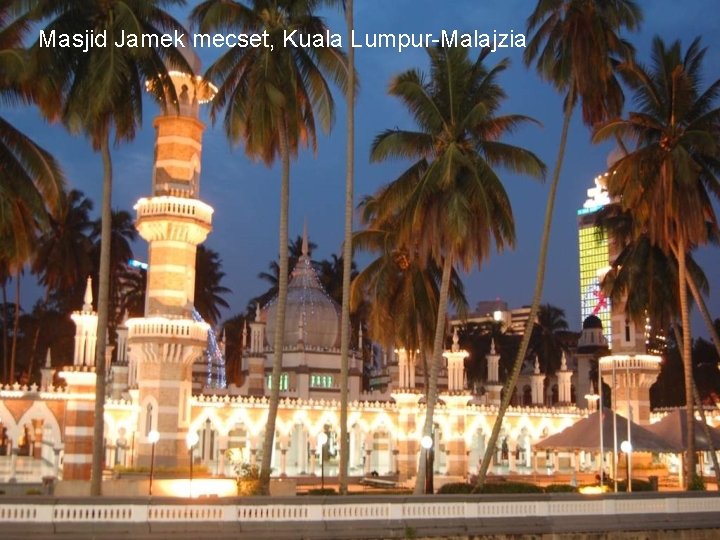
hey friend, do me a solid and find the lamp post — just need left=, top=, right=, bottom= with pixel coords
left=620, top=440, right=633, bottom=492
left=420, top=434, right=434, bottom=494
left=148, top=430, right=159, bottom=496
left=186, top=431, right=199, bottom=498
left=318, top=432, right=328, bottom=491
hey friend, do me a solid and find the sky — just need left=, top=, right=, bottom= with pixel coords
left=8, top=0, right=720, bottom=338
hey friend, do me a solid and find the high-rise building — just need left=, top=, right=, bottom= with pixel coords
left=577, top=173, right=613, bottom=347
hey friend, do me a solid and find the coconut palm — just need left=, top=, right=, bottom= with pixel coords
left=191, top=0, right=349, bottom=492
left=29, top=189, right=94, bottom=377
left=27, top=0, right=190, bottom=495
left=337, top=0, right=356, bottom=495
left=593, top=36, right=720, bottom=489
left=351, top=213, right=468, bottom=396
left=370, top=46, right=544, bottom=493
left=477, top=0, right=643, bottom=489
left=194, top=246, right=231, bottom=327
left=1, top=3, right=65, bottom=383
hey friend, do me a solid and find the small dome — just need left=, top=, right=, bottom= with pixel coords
left=264, top=238, right=340, bottom=350
left=583, top=315, right=603, bottom=330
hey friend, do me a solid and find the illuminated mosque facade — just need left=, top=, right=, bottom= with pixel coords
left=0, top=55, right=708, bottom=488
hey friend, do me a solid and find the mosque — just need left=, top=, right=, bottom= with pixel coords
left=0, top=55, right=709, bottom=489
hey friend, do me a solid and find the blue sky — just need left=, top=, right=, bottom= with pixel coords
left=10, top=0, right=720, bottom=337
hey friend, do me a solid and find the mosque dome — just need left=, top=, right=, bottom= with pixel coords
left=264, top=233, right=341, bottom=350
left=582, top=315, right=603, bottom=330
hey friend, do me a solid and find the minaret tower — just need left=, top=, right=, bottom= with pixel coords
left=126, top=51, right=216, bottom=467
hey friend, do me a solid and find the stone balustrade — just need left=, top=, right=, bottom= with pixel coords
left=1, top=493, right=720, bottom=538
left=127, top=318, right=209, bottom=342
left=135, top=196, right=213, bottom=225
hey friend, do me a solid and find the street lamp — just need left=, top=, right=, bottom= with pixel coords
left=620, top=440, right=633, bottom=492
left=420, top=434, right=434, bottom=494
left=148, top=430, right=159, bottom=496
left=186, top=431, right=199, bottom=498
left=318, top=432, right=329, bottom=491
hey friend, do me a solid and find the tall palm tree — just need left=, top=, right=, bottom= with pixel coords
left=28, top=0, right=190, bottom=495
left=338, top=0, right=356, bottom=495
left=192, top=0, right=349, bottom=492
left=477, top=0, right=643, bottom=488
left=194, top=245, right=231, bottom=327
left=370, top=46, right=544, bottom=493
left=594, top=37, right=720, bottom=488
left=1, top=3, right=65, bottom=383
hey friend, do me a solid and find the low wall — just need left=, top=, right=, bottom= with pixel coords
left=0, top=492, right=719, bottom=539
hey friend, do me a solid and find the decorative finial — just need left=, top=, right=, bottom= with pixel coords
left=490, top=338, right=496, bottom=355
left=255, top=302, right=261, bottom=322
left=45, top=348, right=52, bottom=368
left=358, top=324, right=363, bottom=350
left=451, top=327, right=460, bottom=353
left=83, top=276, right=93, bottom=312
left=302, top=219, right=309, bottom=257
left=242, top=322, right=248, bottom=350
left=534, top=355, right=540, bottom=375
left=560, top=351, right=568, bottom=371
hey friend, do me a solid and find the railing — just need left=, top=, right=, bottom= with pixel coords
left=1, top=493, right=719, bottom=527
left=135, top=196, right=213, bottom=224
left=126, top=318, right=209, bottom=342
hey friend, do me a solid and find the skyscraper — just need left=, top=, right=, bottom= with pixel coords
left=577, top=173, right=613, bottom=346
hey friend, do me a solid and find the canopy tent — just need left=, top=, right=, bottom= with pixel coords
left=645, top=409, right=720, bottom=453
left=535, top=408, right=669, bottom=452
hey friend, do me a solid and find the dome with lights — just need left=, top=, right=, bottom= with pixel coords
left=264, top=228, right=341, bottom=350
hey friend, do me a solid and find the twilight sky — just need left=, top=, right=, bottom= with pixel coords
left=10, top=0, right=720, bottom=337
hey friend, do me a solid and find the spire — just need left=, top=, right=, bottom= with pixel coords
left=83, top=276, right=93, bottom=312
left=451, top=327, right=460, bottom=353
left=560, top=350, right=568, bottom=371
left=242, top=321, right=248, bottom=350
left=45, top=347, right=52, bottom=368
left=255, top=302, right=261, bottom=322
left=302, top=219, right=309, bottom=258
left=534, top=355, right=540, bottom=375
left=490, top=338, right=496, bottom=355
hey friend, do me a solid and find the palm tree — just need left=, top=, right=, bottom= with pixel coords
left=194, top=246, right=231, bottom=327
left=337, top=0, right=356, bottom=495
left=477, top=0, right=643, bottom=488
left=370, top=46, right=544, bottom=493
left=29, top=189, right=94, bottom=377
left=191, top=0, right=349, bottom=492
left=28, top=0, right=190, bottom=495
left=1, top=3, right=65, bottom=383
left=593, top=37, right=720, bottom=489
left=351, top=214, right=468, bottom=396
left=532, top=304, right=569, bottom=375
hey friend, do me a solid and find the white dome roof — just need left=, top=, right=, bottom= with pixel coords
left=264, top=251, right=340, bottom=350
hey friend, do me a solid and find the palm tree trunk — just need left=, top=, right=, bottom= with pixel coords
left=338, top=0, right=355, bottom=496
left=90, top=133, right=113, bottom=496
left=414, top=254, right=452, bottom=495
left=260, top=114, right=291, bottom=494
left=672, top=324, right=720, bottom=488
left=475, top=88, right=575, bottom=490
left=10, top=271, right=20, bottom=383
left=1, top=281, right=7, bottom=382
left=676, top=237, right=695, bottom=489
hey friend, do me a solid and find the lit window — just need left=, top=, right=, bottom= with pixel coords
left=266, top=373, right=289, bottom=391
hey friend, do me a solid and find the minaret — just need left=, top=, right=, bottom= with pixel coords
left=557, top=351, right=573, bottom=405
left=531, top=356, right=545, bottom=406
left=70, top=277, right=98, bottom=367
left=443, top=327, right=469, bottom=392
left=485, top=339, right=503, bottom=406
left=126, top=50, right=216, bottom=467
